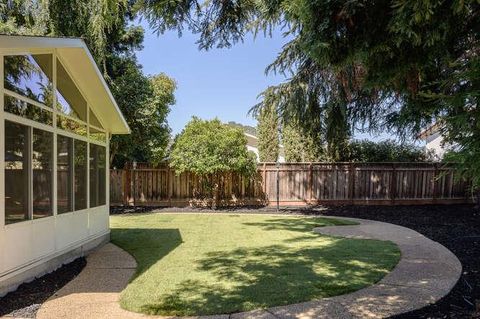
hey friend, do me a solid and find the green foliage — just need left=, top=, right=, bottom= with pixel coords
left=170, top=117, right=257, bottom=177
left=347, top=140, right=432, bottom=163
left=226, top=121, right=257, bottom=136
left=1, top=1, right=176, bottom=167
left=282, top=121, right=326, bottom=162
left=256, top=89, right=280, bottom=162
left=0, top=0, right=128, bottom=67
left=140, top=0, right=480, bottom=188
left=110, top=60, right=176, bottom=167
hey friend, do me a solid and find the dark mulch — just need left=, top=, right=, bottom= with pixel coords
left=314, top=204, right=480, bottom=319
left=0, top=257, right=86, bottom=318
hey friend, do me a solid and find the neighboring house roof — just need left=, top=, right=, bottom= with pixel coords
left=0, top=35, right=130, bottom=134
left=417, top=122, right=441, bottom=140
left=244, top=133, right=285, bottom=157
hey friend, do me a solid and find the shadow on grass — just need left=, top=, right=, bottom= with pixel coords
left=110, top=228, right=183, bottom=277
left=138, top=235, right=398, bottom=316
left=242, top=217, right=357, bottom=233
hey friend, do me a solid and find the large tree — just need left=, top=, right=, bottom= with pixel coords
left=256, top=88, right=280, bottom=162
left=282, top=121, right=325, bottom=162
left=0, top=0, right=176, bottom=167
left=139, top=0, right=480, bottom=190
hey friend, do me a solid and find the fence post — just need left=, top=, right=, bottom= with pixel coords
left=349, top=162, right=355, bottom=204
left=262, top=163, right=267, bottom=200
left=167, top=167, right=172, bottom=206
left=308, top=163, right=313, bottom=204
left=391, top=163, right=397, bottom=204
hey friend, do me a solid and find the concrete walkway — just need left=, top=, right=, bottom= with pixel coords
left=37, top=217, right=461, bottom=319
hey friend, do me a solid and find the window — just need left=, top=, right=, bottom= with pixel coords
left=32, top=129, right=53, bottom=219
left=56, top=59, right=87, bottom=121
left=4, top=94, right=53, bottom=125
left=74, top=140, right=87, bottom=211
left=89, top=126, right=106, bottom=143
left=4, top=121, right=29, bottom=224
left=57, top=135, right=73, bottom=214
left=4, top=54, right=53, bottom=106
left=90, top=144, right=106, bottom=207
left=57, top=115, right=87, bottom=137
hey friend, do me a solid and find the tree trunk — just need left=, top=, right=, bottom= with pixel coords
left=212, top=173, right=219, bottom=209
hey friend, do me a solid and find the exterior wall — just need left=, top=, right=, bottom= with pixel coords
left=0, top=48, right=111, bottom=296
left=426, top=131, right=446, bottom=159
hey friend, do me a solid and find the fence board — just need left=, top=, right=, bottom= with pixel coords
left=110, top=162, right=471, bottom=207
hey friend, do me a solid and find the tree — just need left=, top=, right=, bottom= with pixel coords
left=256, top=88, right=280, bottom=162
left=170, top=117, right=256, bottom=206
left=109, top=61, right=176, bottom=167
left=282, top=121, right=325, bottom=162
left=139, top=0, right=480, bottom=193
left=1, top=1, right=176, bottom=167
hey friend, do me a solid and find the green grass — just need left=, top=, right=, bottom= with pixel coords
left=110, top=213, right=400, bottom=316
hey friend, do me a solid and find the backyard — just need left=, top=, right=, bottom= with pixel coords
left=110, top=214, right=400, bottom=316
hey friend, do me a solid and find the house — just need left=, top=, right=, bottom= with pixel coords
left=245, top=133, right=286, bottom=163
left=0, top=35, right=130, bottom=296
left=417, top=123, right=446, bottom=159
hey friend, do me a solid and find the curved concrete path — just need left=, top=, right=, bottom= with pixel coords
left=37, top=216, right=461, bottom=319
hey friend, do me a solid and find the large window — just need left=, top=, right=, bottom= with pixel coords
left=4, top=54, right=53, bottom=106
left=74, top=140, right=88, bottom=211
left=3, top=50, right=109, bottom=225
left=32, top=128, right=53, bottom=219
left=4, top=121, right=29, bottom=224
left=57, top=135, right=73, bottom=214
left=90, top=144, right=106, bottom=207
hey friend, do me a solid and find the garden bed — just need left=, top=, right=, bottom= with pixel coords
left=0, top=258, right=86, bottom=318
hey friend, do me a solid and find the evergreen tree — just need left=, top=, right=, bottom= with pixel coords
left=283, top=121, right=325, bottom=163
left=256, top=88, right=279, bottom=162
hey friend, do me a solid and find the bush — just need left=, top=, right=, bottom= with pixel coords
left=345, top=139, right=433, bottom=162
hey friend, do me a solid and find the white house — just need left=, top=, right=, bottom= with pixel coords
left=0, top=35, right=130, bottom=296
left=245, top=133, right=286, bottom=163
left=417, top=123, right=447, bottom=160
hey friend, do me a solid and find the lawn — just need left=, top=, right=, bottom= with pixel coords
left=110, top=213, right=400, bottom=316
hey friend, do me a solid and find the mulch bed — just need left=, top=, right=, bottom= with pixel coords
left=0, top=257, right=86, bottom=318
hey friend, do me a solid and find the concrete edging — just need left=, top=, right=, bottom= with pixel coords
left=37, top=217, right=461, bottom=319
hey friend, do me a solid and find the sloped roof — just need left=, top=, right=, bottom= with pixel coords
left=0, top=35, right=130, bottom=134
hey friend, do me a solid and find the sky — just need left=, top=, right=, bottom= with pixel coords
left=136, top=20, right=288, bottom=134
left=136, top=20, right=400, bottom=142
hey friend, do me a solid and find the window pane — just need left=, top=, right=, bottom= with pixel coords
left=57, top=115, right=87, bottom=137
left=4, top=54, right=53, bottom=106
left=90, top=144, right=106, bottom=207
left=56, top=59, right=87, bottom=121
left=89, top=126, right=106, bottom=143
left=4, top=94, right=53, bottom=125
left=74, top=140, right=87, bottom=211
left=4, top=121, right=29, bottom=224
left=57, top=135, right=73, bottom=214
left=32, top=129, right=53, bottom=219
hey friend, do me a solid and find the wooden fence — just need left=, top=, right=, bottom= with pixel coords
left=110, top=162, right=472, bottom=207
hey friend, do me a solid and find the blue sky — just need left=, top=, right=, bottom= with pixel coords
left=136, top=20, right=288, bottom=135
left=136, top=20, right=398, bottom=142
